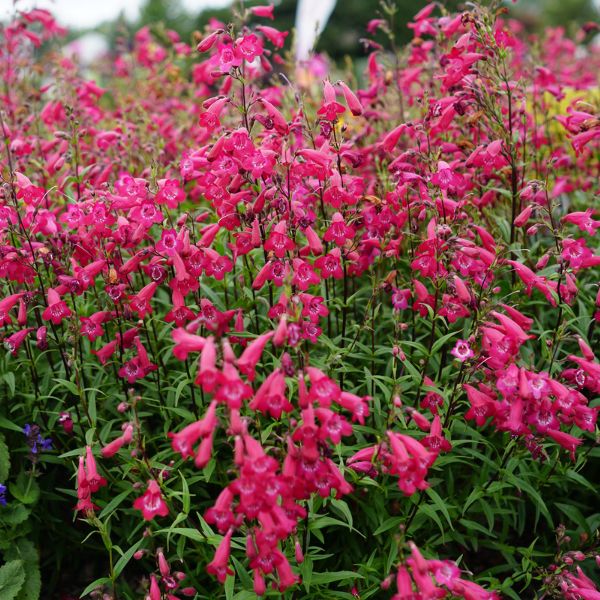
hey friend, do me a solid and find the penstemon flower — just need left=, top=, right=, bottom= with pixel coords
left=450, top=339, right=474, bottom=362
left=133, top=480, right=169, bottom=521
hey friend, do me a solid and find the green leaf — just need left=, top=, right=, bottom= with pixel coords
left=0, top=504, right=30, bottom=527
left=462, top=488, right=483, bottom=515
left=232, top=592, right=256, bottom=600
left=231, top=556, right=252, bottom=591
left=113, top=539, right=144, bottom=578
left=0, top=560, right=25, bottom=600
left=373, top=517, right=403, bottom=536
left=5, top=539, right=40, bottom=600
left=52, top=378, right=80, bottom=397
left=425, top=488, right=454, bottom=531
left=79, top=577, right=111, bottom=598
left=224, top=571, right=235, bottom=600
left=505, top=473, right=552, bottom=528
left=180, top=473, right=190, bottom=515
left=301, top=555, right=313, bottom=593
left=398, top=355, right=421, bottom=381
left=431, top=330, right=459, bottom=355
left=459, top=518, right=496, bottom=538
left=329, top=498, right=353, bottom=530
left=565, top=469, right=598, bottom=495
left=416, top=504, right=445, bottom=538
left=16, top=562, right=40, bottom=600
left=0, top=433, right=10, bottom=481
left=2, top=372, right=15, bottom=396
left=4, top=538, right=38, bottom=566
left=155, top=527, right=214, bottom=545
left=99, top=489, right=132, bottom=519
left=555, top=503, right=591, bottom=535
left=84, top=429, right=96, bottom=446
left=9, top=472, right=40, bottom=505
left=0, top=417, right=22, bottom=433
left=311, top=570, right=363, bottom=585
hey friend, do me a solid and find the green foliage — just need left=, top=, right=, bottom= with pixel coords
left=0, top=560, right=26, bottom=600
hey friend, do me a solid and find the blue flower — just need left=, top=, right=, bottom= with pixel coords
left=0, top=483, right=7, bottom=506
left=23, top=423, right=52, bottom=458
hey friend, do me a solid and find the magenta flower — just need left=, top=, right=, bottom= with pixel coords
left=450, top=339, right=474, bottom=362
left=133, top=480, right=169, bottom=521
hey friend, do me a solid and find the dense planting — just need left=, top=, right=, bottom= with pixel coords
left=0, top=2, right=599, bottom=599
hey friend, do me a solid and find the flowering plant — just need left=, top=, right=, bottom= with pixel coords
left=0, top=1, right=599, bottom=598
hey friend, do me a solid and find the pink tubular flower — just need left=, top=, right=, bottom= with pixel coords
left=196, top=29, right=223, bottom=52
left=273, top=315, right=288, bottom=346
left=169, top=400, right=218, bottom=459
left=367, top=18, right=386, bottom=34
left=303, top=225, right=324, bottom=255
left=171, top=329, right=206, bottom=360
left=324, top=212, right=354, bottom=246
left=4, top=328, right=33, bottom=356
left=315, top=248, right=343, bottom=279
left=258, top=97, right=288, bottom=134
left=546, top=428, right=583, bottom=460
left=388, top=542, right=499, bottom=600
left=149, top=574, right=161, bottom=600
left=250, top=4, right=274, bottom=19
left=101, top=434, right=126, bottom=459
left=561, top=209, right=599, bottom=235
left=42, top=287, right=71, bottom=325
left=514, top=204, right=534, bottom=227
left=451, top=339, right=474, bottom=362
left=237, top=331, right=274, bottom=380
left=380, top=124, right=406, bottom=153
left=291, top=258, right=320, bottom=291
left=0, top=292, right=24, bottom=325
left=156, top=228, right=182, bottom=256
left=422, top=415, right=452, bottom=453
left=194, top=431, right=214, bottom=468
left=169, top=420, right=205, bottom=458
left=206, top=528, right=234, bottom=583
left=133, top=480, right=169, bottom=520
left=196, top=336, right=220, bottom=391
left=75, top=456, right=96, bottom=513
left=256, top=25, right=288, bottom=48
left=7, top=6, right=600, bottom=598
left=336, top=81, right=363, bottom=116
left=464, top=384, right=498, bottom=426
left=85, top=446, right=107, bottom=492
left=101, top=424, right=134, bottom=458
left=264, top=221, right=294, bottom=258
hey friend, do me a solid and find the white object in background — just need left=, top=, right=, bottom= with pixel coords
left=64, top=33, right=109, bottom=65
left=295, top=0, right=337, bottom=61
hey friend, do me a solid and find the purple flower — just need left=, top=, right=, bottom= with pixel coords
left=0, top=483, right=7, bottom=506
left=23, top=423, right=52, bottom=459
left=391, top=288, right=411, bottom=311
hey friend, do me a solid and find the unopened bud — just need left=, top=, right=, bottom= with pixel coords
left=526, top=225, right=538, bottom=236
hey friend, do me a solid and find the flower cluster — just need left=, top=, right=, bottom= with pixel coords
left=169, top=332, right=363, bottom=590
left=145, top=549, right=196, bottom=599
left=75, top=447, right=107, bottom=513
left=23, top=424, right=52, bottom=463
left=383, top=542, right=499, bottom=600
